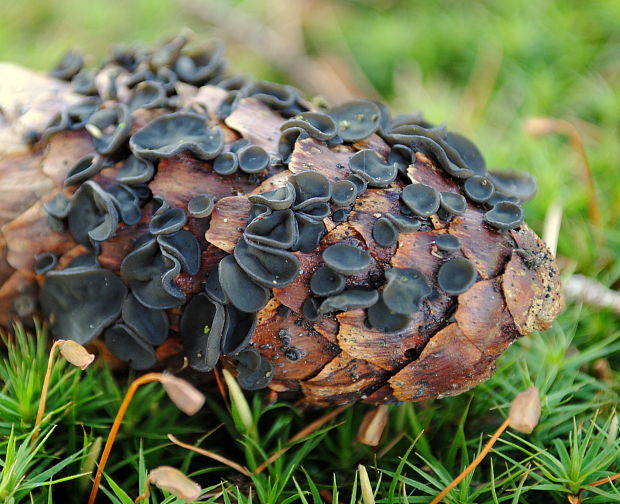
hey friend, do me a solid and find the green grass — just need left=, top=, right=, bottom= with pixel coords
left=1, top=0, right=619, bottom=502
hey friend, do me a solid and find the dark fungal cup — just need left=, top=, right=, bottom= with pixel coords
left=296, top=201, right=330, bottom=221
left=121, top=293, right=169, bottom=346
left=157, top=229, right=201, bottom=275
left=434, top=234, right=461, bottom=254
left=174, top=39, right=225, bottom=85
left=439, top=191, right=467, bottom=215
left=187, top=194, right=215, bottom=218
left=302, top=297, right=321, bottom=322
left=218, top=255, right=270, bottom=313
left=217, top=90, right=243, bottom=119
left=44, top=193, right=71, bottom=220
left=221, top=304, right=257, bottom=355
left=373, top=217, right=399, bottom=247
left=244, top=80, right=298, bottom=109
left=151, top=194, right=170, bottom=216
left=248, top=182, right=295, bottom=210
left=213, top=152, right=239, bottom=176
left=292, top=213, right=326, bottom=253
left=50, top=50, right=84, bottom=80
left=71, top=68, right=98, bottom=95
left=126, top=80, right=167, bottom=112
left=244, top=209, right=299, bottom=249
left=346, top=173, right=368, bottom=196
left=385, top=213, right=420, bottom=233
left=86, top=104, right=132, bottom=156
left=280, top=112, right=337, bottom=141
left=330, top=179, right=357, bottom=207
left=444, top=132, right=486, bottom=175
left=34, top=252, right=58, bottom=275
left=181, top=293, right=226, bottom=371
left=310, top=266, right=346, bottom=297
left=322, top=243, right=371, bottom=276
left=233, top=235, right=300, bottom=288
left=484, top=201, right=524, bottom=230
left=388, top=143, right=414, bottom=176
left=64, top=154, right=103, bottom=187
left=204, top=270, right=228, bottom=305
left=229, top=138, right=251, bottom=153
left=464, top=175, right=495, bottom=203
left=278, top=126, right=309, bottom=164
left=235, top=349, right=274, bottom=391
left=437, top=257, right=477, bottom=295
left=290, top=171, right=332, bottom=210
left=40, top=266, right=127, bottom=344
left=382, top=268, right=432, bottom=315
left=129, top=113, right=224, bottom=161
left=487, top=191, right=520, bottom=207
left=237, top=144, right=270, bottom=174
left=332, top=208, right=349, bottom=222
left=488, top=170, right=538, bottom=202
left=277, top=304, right=291, bottom=318
left=348, top=149, right=398, bottom=188
left=66, top=98, right=100, bottom=130
left=67, top=181, right=119, bottom=245
left=106, top=184, right=142, bottom=225
left=104, top=324, right=157, bottom=370
left=149, top=207, right=187, bottom=235
left=401, top=183, right=441, bottom=217
left=117, top=155, right=155, bottom=185
left=327, top=99, right=382, bottom=142
left=367, top=297, right=411, bottom=333
left=318, top=288, right=379, bottom=315
left=247, top=203, right=272, bottom=224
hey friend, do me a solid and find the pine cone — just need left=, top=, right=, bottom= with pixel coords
left=0, top=37, right=561, bottom=405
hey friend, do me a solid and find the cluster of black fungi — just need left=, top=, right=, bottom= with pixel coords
left=37, top=35, right=537, bottom=389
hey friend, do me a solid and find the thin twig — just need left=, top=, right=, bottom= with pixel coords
left=429, top=418, right=510, bottom=504
left=167, top=434, right=251, bottom=477
left=563, top=274, right=620, bottom=314
left=254, top=405, right=349, bottom=475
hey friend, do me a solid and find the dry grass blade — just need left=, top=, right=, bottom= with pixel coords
left=563, top=274, right=620, bottom=314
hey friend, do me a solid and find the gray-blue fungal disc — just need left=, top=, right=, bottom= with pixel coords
left=332, top=208, right=349, bottom=222
left=247, top=203, right=272, bottom=224
left=157, top=229, right=201, bottom=275
left=51, top=50, right=83, bottom=80
left=277, top=304, right=292, bottom=318
left=40, top=266, right=127, bottom=344
left=104, top=324, right=158, bottom=370
left=122, top=293, right=169, bottom=346
left=346, top=173, right=368, bottom=196
left=34, top=252, right=58, bottom=275
left=331, top=180, right=357, bottom=207
left=439, top=191, right=467, bottom=215
left=385, top=213, right=421, bottom=233
left=445, top=132, right=486, bottom=175
left=318, top=288, right=379, bottom=315
left=66, top=97, right=100, bottom=130
left=278, top=127, right=309, bottom=164
left=296, top=201, right=330, bottom=221
left=464, top=175, right=495, bottom=203
left=221, top=303, right=257, bottom=355
left=486, top=191, right=520, bottom=207
left=484, top=201, right=524, bottom=230
left=107, top=184, right=142, bottom=225
left=234, top=235, right=300, bottom=288
left=280, top=112, right=338, bottom=141
left=238, top=145, right=270, bottom=174
left=248, top=182, right=296, bottom=210
left=218, top=255, right=270, bottom=313
left=488, top=170, right=538, bottom=202
left=181, top=293, right=225, bottom=371
left=401, top=183, right=441, bottom=217
left=217, top=90, right=243, bottom=119
left=86, top=104, right=132, bottom=156
left=130, top=113, right=224, bottom=161
left=117, top=155, right=155, bottom=185
left=44, top=193, right=71, bottom=219
left=245, top=80, right=298, bottom=109
left=64, top=154, right=103, bottom=187
left=373, top=217, right=399, bottom=247
left=229, top=138, right=251, bottom=153
left=126, top=80, right=167, bottom=112
left=149, top=207, right=187, bottom=235
left=152, top=195, right=170, bottom=216
left=293, top=213, right=326, bottom=253
left=187, top=194, right=215, bottom=218
left=290, top=171, right=332, bottom=210
left=437, top=257, right=477, bottom=295
left=213, top=152, right=239, bottom=176
left=236, top=351, right=274, bottom=391
left=382, top=268, right=432, bottom=315
left=71, top=68, right=97, bottom=95
left=236, top=346, right=262, bottom=372
left=67, top=181, right=119, bottom=245
left=244, top=209, right=299, bottom=249
left=322, top=243, right=372, bottom=276
left=367, top=297, right=411, bottom=333
left=388, top=144, right=413, bottom=175
left=327, top=99, right=382, bottom=142
left=302, top=297, right=321, bottom=322
left=434, top=234, right=461, bottom=254
left=174, top=39, right=225, bottom=85
left=310, top=266, right=346, bottom=297
left=204, top=269, right=228, bottom=304
left=348, top=149, right=398, bottom=188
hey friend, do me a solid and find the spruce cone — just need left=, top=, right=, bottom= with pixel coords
left=0, top=37, right=560, bottom=405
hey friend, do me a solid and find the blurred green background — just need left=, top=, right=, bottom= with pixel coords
left=2, top=0, right=618, bottom=272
